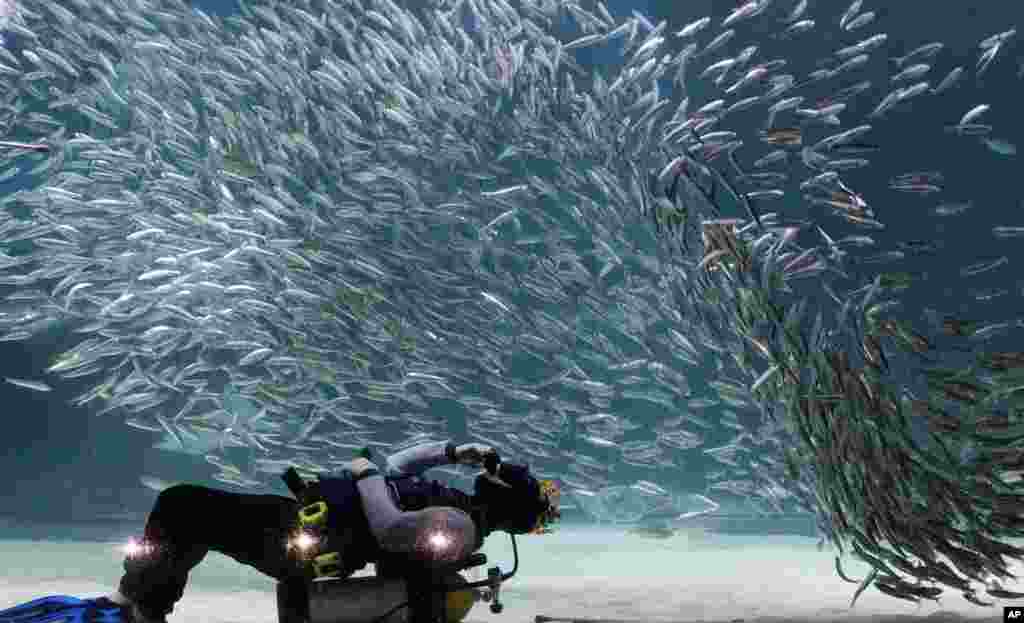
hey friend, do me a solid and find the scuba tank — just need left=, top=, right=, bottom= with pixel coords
left=278, top=448, right=493, bottom=623
left=299, top=573, right=477, bottom=623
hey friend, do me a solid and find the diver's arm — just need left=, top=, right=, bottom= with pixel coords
left=355, top=472, right=476, bottom=555
left=384, top=440, right=457, bottom=477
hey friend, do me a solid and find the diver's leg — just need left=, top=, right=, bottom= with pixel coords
left=114, top=484, right=300, bottom=619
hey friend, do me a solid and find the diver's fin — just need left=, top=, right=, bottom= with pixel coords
left=0, top=595, right=127, bottom=623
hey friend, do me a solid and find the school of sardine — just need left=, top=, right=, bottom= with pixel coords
left=0, top=0, right=1021, bottom=606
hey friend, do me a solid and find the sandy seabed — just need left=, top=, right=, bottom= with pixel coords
left=0, top=524, right=1013, bottom=623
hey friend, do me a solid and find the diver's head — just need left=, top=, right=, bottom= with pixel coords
left=473, top=462, right=560, bottom=535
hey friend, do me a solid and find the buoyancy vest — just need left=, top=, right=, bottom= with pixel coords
left=303, top=473, right=484, bottom=578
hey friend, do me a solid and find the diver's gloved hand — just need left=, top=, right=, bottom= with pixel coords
left=348, top=457, right=380, bottom=481
left=452, top=443, right=497, bottom=466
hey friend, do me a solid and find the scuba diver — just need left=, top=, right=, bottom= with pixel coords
left=106, top=440, right=561, bottom=623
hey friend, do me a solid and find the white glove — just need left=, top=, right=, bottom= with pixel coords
left=348, top=457, right=377, bottom=478
left=454, top=443, right=496, bottom=466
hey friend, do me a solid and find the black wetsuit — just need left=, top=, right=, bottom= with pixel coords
left=118, top=442, right=481, bottom=620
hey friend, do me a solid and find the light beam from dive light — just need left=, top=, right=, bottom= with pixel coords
left=120, top=537, right=156, bottom=558
left=287, top=529, right=320, bottom=554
